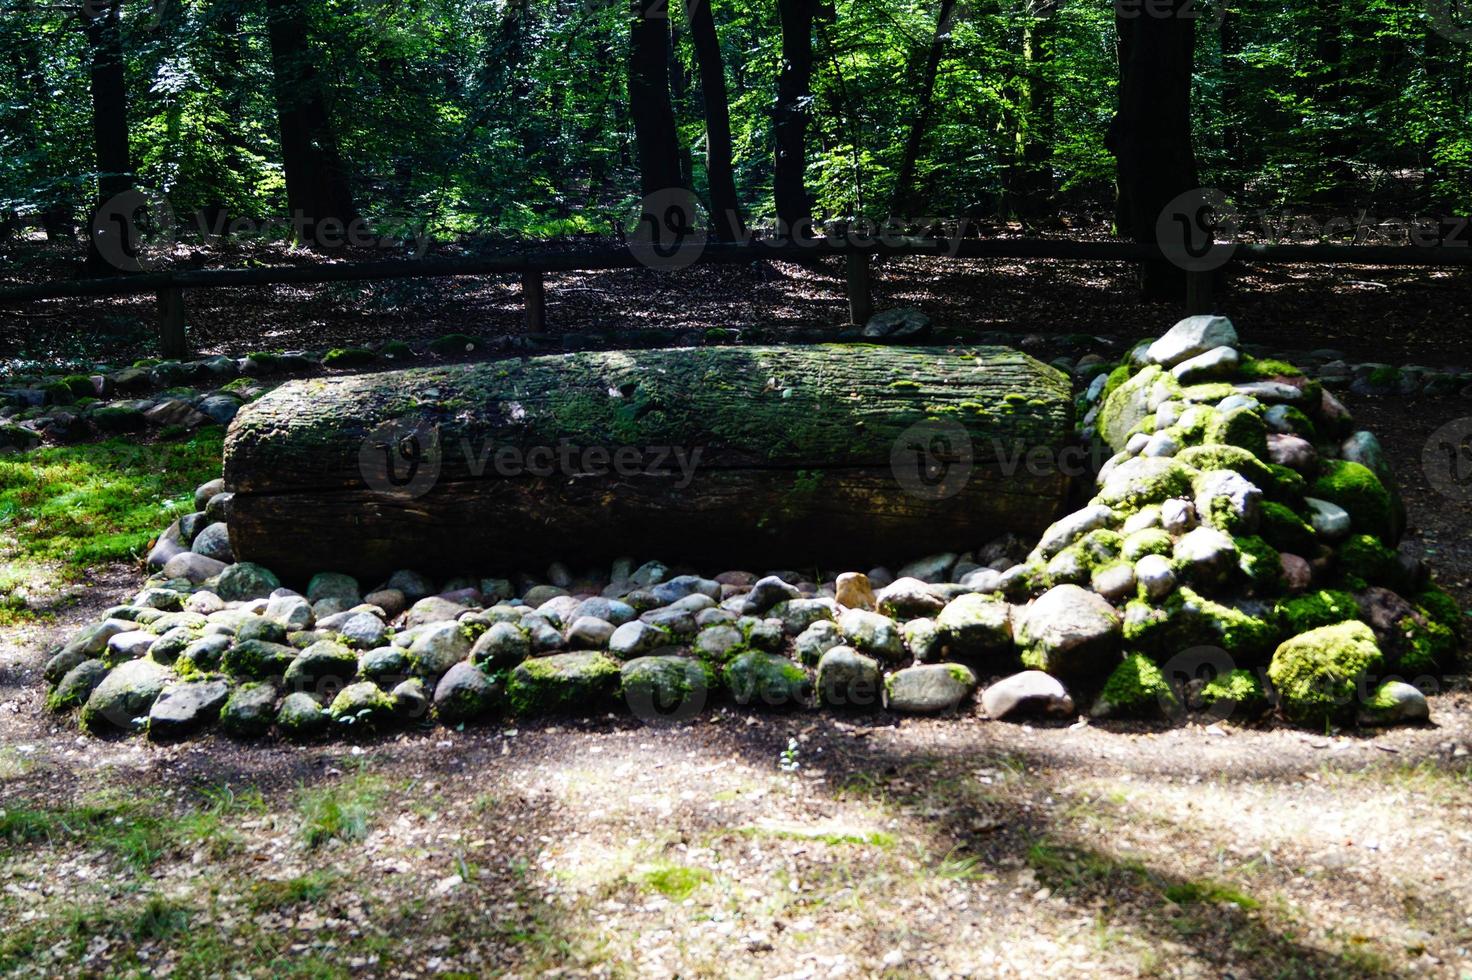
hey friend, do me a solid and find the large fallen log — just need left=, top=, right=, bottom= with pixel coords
left=223, top=344, right=1075, bottom=580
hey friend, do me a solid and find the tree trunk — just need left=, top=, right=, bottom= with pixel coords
left=79, top=1, right=132, bottom=272
left=628, top=0, right=685, bottom=198
left=1105, top=0, right=1198, bottom=300
left=224, top=345, right=1075, bottom=580
left=891, top=0, right=957, bottom=219
left=685, top=0, right=745, bottom=241
left=774, top=0, right=818, bottom=237
left=264, top=0, right=357, bottom=246
left=1010, top=0, right=1055, bottom=223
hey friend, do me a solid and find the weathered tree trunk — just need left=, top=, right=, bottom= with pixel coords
left=891, top=0, right=957, bottom=219
left=224, top=345, right=1075, bottom=580
left=265, top=0, right=357, bottom=246
left=79, top=1, right=132, bottom=273
left=774, top=0, right=817, bottom=236
left=1106, top=0, right=1198, bottom=300
left=628, top=0, right=685, bottom=198
left=685, top=0, right=745, bottom=241
left=1010, top=0, right=1055, bottom=224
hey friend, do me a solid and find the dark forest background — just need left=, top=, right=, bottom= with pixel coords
left=1, top=0, right=1468, bottom=265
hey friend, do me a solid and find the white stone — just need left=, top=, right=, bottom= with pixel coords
left=1145, top=316, right=1239, bottom=368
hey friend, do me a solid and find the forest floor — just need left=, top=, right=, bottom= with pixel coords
left=2, top=237, right=1472, bottom=976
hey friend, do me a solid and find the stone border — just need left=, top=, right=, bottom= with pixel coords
left=36, top=315, right=1469, bottom=742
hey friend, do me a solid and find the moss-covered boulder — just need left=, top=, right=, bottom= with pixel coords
left=432, top=662, right=502, bottom=724
left=723, top=651, right=810, bottom=708
left=1355, top=587, right=1456, bottom=675
left=220, top=681, right=279, bottom=738
left=836, top=609, right=906, bottom=663
left=1357, top=680, right=1429, bottom=726
left=814, top=646, right=882, bottom=710
left=1091, top=653, right=1179, bottom=719
left=147, top=678, right=231, bottom=740
left=1204, top=406, right=1268, bottom=457
left=1123, top=587, right=1280, bottom=664
left=1310, top=460, right=1397, bottom=543
left=327, top=681, right=398, bottom=732
left=407, top=621, right=474, bottom=679
left=221, top=639, right=299, bottom=680
left=884, top=663, right=977, bottom=714
left=1018, top=585, right=1121, bottom=681
left=620, top=655, right=716, bottom=720
left=934, top=593, right=1013, bottom=658
left=212, top=562, right=283, bottom=602
left=276, top=691, right=328, bottom=739
left=1267, top=621, right=1384, bottom=726
left=47, top=659, right=109, bottom=712
left=282, top=640, right=360, bottom=694
left=1274, top=590, right=1361, bottom=636
left=80, top=658, right=173, bottom=733
left=1335, top=534, right=1393, bottom=589
left=1198, top=668, right=1269, bottom=719
left=1099, top=365, right=1180, bottom=451
left=507, top=652, right=621, bottom=715
left=1258, top=501, right=1317, bottom=556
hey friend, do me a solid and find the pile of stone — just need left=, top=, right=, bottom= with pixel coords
left=40, top=317, right=1464, bottom=741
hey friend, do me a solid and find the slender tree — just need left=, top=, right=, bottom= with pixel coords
left=1011, top=0, right=1056, bottom=222
left=685, top=0, right=745, bottom=241
left=1105, top=0, right=1198, bottom=299
left=891, top=0, right=957, bottom=218
left=79, top=0, right=132, bottom=269
left=628, top=0, right=685, bottom=198
left=264, top=0, right=357, bottom=244
left=774, top=0, right=817, bottom=236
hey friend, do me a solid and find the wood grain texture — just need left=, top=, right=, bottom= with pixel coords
left=224, top=344, right=1076, bottom=579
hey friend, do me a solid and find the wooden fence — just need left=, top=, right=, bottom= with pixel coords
left=0, top=237, right=1466, bottom=359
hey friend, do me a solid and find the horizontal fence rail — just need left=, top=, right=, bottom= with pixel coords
left=0, top=237, right=1466, bottom=358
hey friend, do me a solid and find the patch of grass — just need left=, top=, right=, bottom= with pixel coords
left=1163, top=879, right=1260, bottom=910
left=249, top=870, right=338, bottom=912
left=0, top=431, right=223, bottom=621
left=638, top=862, right=711, bottom=900
left=738, top=822, right=896, bottom=848
left=133, top=894, right=191, bottom=940
left=296, top=769, right=386, bottom=848
left=0, top=431, right=222, bottom=566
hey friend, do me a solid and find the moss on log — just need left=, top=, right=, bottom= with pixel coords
left=224, top=344, right=1075, bottom=579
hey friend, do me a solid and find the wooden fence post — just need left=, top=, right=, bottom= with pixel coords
left=158, top=286, right=187, bottom=359
left=522, top=270, right=546, bottom=332
left=1185, top=269, right=1215, bottom=316
left=846, top=252, right=873, bottom=326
